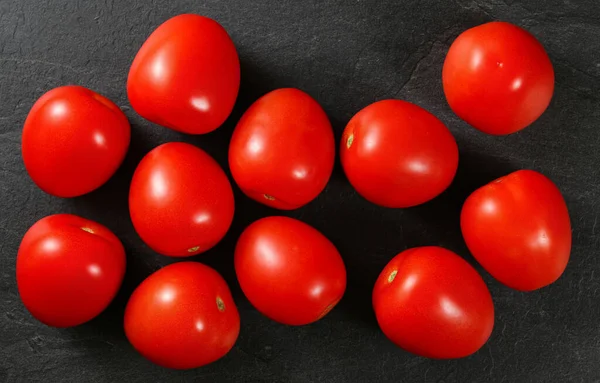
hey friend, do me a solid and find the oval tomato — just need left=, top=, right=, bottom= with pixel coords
left=373, top=247, right=494, bottom=359
left=461, top=170, right=571, bottom=291
left=234, top=216, right=346, bottom=325
left=22, top=86, right=130, bottom=197
left=229, top=88, right=335, bottom=210
left=124, top=262, right=240, bottom=369
left=443, top=21, right=554, bottom=135
left=129, top=142, right=234, bottom=257
left=128, top=14, right=239, bottom=134
left=340, top=99, right=458, bottom=208
left=17, top=214, right=126, bottom=327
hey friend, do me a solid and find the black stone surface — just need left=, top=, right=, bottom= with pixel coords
left=1, top=0, right=599, bottom=382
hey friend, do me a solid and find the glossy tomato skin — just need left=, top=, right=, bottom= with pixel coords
left=124, top=262, right=240, bottom=369
left=443, top=22, right=554, bottom=135
left=128, top=14, right=240, bottom=134
left=129, top=142, right=234, bottom=257
left=17, top=214, right=126, bottom=327
left=340, top=100, right=458, bottom=208
left=373, top=247, right=494, bottom=359
left=229, top=88, right=335, bottom=210
left=461, top=170, right=571, bottom=291
left=234, top=216, right=346, bottom=325
left=22, top=86, right=130, bottom=197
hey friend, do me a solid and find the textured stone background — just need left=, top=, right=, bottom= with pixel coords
left=1, top=0, right=599, bottom=382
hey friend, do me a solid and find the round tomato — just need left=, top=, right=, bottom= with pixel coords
left=229, top=88, right=335, bottom=210
left=443, top=21, right=554, bottom=135
left=125, top=262, right=239, bottom=369
left=129, top=142, right=234, bottom=257
left=22, top=86, right=130, bottom=197
left=17, top=214, right=126, bottom=327
left=234, top=216, right=346, bottom=325
left=128, top=14, right=239, bottom=134
left=461, top=170, right=571, bottom=291
left=373, top=247, right=494, bottom=359
left=340, top=99, right=458, bottom=208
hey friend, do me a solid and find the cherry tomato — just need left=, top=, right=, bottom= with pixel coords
left=229, top=88, right=335, bottom=210
left=461, top=170, right=571, bottom=291
left=22, top=86, right=130, bottom=197
left=234, top=216, right=346, bottom=325
left=125, top=262, right=239, bottom=369
left=443, top=22, right=554, bottom=135
left=17, top=214, right=126, bottom=327
left=128, top=14, right=239, bottom=134
left=340, top=100, right=458, bottom=208
left=373, top=247, right=494, bottom=359
left=129, top=142, right=234, bottom=257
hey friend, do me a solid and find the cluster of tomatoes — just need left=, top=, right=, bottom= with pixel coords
left=16, top=14, right=571, bottom=369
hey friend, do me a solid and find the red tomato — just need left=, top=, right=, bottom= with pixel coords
left=22, top=86, right=130, bottom=197
left=373, top=247, right=494, bottom=359
left=124, top=262, right=239, bottom=369
left=461, top=170, right=571, bottom=291
left=234, top=216, right=346, bottom=325
left=129, top=142, right=234, bottom=257
left=128, top=14, right=239, bottom=134
left=17, top=214, right=126, bottom=327
left=229, top=88, right=335, bottom=210
left=443, top=22, right=554, bottom=135
left=340, top=100, right=458, bottom=208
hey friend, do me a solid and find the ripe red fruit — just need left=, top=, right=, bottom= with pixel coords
left=461, top=170, right=571, bottom=290
left=229, top=88, right=335, bottom=209
left=22, top=86, right=130, bottom=197
left=373, top=247, right=494, bottom=359
left=235, top=216, right=346, bottom=325
left=443, top=22, right=554, bottom=135
left=341, top=99, right=458, bottom=207
left=128, top=14, right=240, bottom=134
left=17, top=214, right=126, bottom=327
left=129, top=142, right=234, bottom=257
left=125, top=262, right=240, bottom=369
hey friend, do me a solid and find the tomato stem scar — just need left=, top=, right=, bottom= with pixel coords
left=188, top=246, right=200, bottom=253
left=81, top=227, right=95, bottom=234
left=388, top=270, right=398, bottom=283
left=263, top=194, right=275, bottom=201
left=317, top=298, right=340, bottom=320
left=346, top=133, right=354, bottom=149
left=92, top=93, right=118, bottom=112
left=216, top=296, right=225, bottom=312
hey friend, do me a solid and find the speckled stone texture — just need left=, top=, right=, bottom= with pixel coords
left=1, top=0, right=599, bottom=382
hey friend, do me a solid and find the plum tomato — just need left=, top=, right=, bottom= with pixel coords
left=461, top=170, right=571, bottom=291
left=17, top=214, right=126, bottom=327
left=373, top=246, right=494, bottom=359
left=129, top=142, right=234, bottom=257
left=124, top=262, right=240, bottom=369
left=22, top=86, right=130, bottom=197
left=234, top=216, right=346, bottom=325
left=340, top=99, right=458, bottom=208
left=229, top=88, right=335, bottom=210
left=443, top=22, right=554, bottom=135
left=127, top=14, right=240, bottom=134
